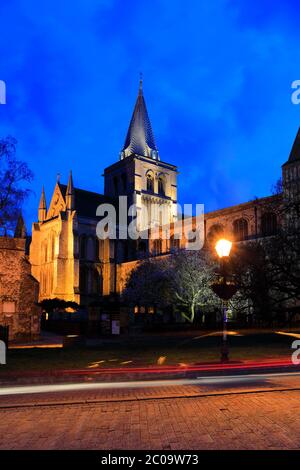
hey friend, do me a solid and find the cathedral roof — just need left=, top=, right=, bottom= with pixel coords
left=283, top=127, right=300, bottom=166
left=59, top=184, right=113, bottom=219
left=121, top=78, right=159, bottom=160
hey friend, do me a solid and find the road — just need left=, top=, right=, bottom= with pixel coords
left=0, top=371, right=300, bottom=450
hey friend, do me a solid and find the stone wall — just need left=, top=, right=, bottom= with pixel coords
left=0, top=237, right=40, bottom=341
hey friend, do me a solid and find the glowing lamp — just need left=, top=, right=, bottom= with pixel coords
left=215, top=239, right=232, bottom=258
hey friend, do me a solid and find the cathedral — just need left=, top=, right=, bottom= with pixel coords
left=29, top=79, right=300, bottom=321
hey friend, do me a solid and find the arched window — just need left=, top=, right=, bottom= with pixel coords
left=137, top=239, right=147, bottom=253
left=121, top=173, right=127, bottom=192
left=158, top=176, right=165, bottom=196
left=113, top=176, right=118, bottom=195
left=170, top=235, right=180, bottom=252
left=42, top=241, right=48, bottom=263
left=207, top=224, right=224, bottom=244
left=87, top=236, right=95, bottom=261
left=51, top=233, right=56, bottom=260
left=92, top=268, right=100, bottom=294
left=153, top=239, right=162, bottom=255
left=147, top=173, right=154, bottom=192
left=233, top=218, right=248, bottom=241
left=79, top=266, right=88, bottom=293
left=79, top=235, right=87, bottom=259
left=40, top=271, right=45, bottom=294
left=261, top=212, right=277, bottom=236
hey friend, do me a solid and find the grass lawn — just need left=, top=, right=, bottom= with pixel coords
left=1, top=331, right=295, bottom=373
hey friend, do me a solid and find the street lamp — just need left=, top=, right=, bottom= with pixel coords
left=215, top=239, right=232, bottom=259
left=213, top=238, right=235, bottom=362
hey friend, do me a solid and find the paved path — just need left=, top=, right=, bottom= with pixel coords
left=0, top=383, right=300, bottom=449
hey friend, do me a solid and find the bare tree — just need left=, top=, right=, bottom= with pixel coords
left=123, top=250, right=219, bottom=324
left=0, top=136, right=33, bottom=233
left=168, top=249, right=219, bottom=323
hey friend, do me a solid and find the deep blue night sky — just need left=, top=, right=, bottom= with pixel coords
left=1, top=0, right=300, bottom=231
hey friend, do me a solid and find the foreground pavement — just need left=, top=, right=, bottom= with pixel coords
left=0, top=372, right=300, bottom=450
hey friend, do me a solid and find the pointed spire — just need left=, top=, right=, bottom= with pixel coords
left=120, top=77, right=159, bottom=160
left=14, top=213, right=26, bottom=238
left=38, top=186, right=47, bottom=222
left=66, top=170, right=75, bottom=211
left=283, top=128, right=300, bottom=166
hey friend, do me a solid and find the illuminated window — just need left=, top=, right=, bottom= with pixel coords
left=42, top=241, right=48, bottom=262
left=153, top=239, right=162, bottom=255
left=92, top=268, right=101, bottom=294
left=51, top=233, right=56, bottom=260
left=158, top=176, right=165, bottom=196
left=147, top=173, right=154, bottom=192
left=170, top=235, right=180, bottom=252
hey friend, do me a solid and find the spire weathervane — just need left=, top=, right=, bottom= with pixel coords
left=139, top=72, right=143, bottom=93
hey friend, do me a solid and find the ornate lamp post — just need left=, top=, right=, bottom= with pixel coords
left=211, top=238, right=237, bottom=362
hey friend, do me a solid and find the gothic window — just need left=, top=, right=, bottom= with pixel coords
left=79, top=235, right=87, bottom=259
left=261, top=212, right=277, bottom=236
left=51, top=233, right=56, bottom=260
left=113, top=176, right=118, bottom=195
left=49, top=271, right=54, bottom=293
left=92, top=268, right=101, bottom=294
left=153, top=239, right=162, bottom=255
left=87, top=236, right=95, bottom=261
left=233, top=218, right=248, bottom=241
left=121, top=173, right=127, bottom=192
left=147, top=173, right=154, bottom=192
left=79, top=266, right=88, bottom=293
left=137, top=239, right=147, bottom=255
left=41, top=270, right=47, bottom=294
left=170, top=235, right=180, bottom=252
left=42, top=241, right=48, bottom=263
left=123, top=242, right=129, bottom=261
left=158, top=176, right=165, bottom=196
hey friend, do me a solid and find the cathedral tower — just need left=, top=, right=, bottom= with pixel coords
left=104, top=78, right=178, bottom=234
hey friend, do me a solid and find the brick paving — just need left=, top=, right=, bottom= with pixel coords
left=0, top=388, right=300, bottom=450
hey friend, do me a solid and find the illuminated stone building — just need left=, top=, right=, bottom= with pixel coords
left=29, top=80, right=300, bottom=321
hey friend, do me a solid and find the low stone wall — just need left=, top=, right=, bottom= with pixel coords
left=0, top=237, right=40, bottom=341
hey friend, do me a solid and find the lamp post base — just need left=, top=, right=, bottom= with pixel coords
left=221, top=343, right=229, bottom=362
left=221, top=354, right=229, bottom=362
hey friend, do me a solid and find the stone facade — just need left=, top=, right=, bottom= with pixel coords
left=0, top=237, right=40, bottom=340
left=30, top=180, right=113, bottom=306
left=29, top=81, right=300, bottom=317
